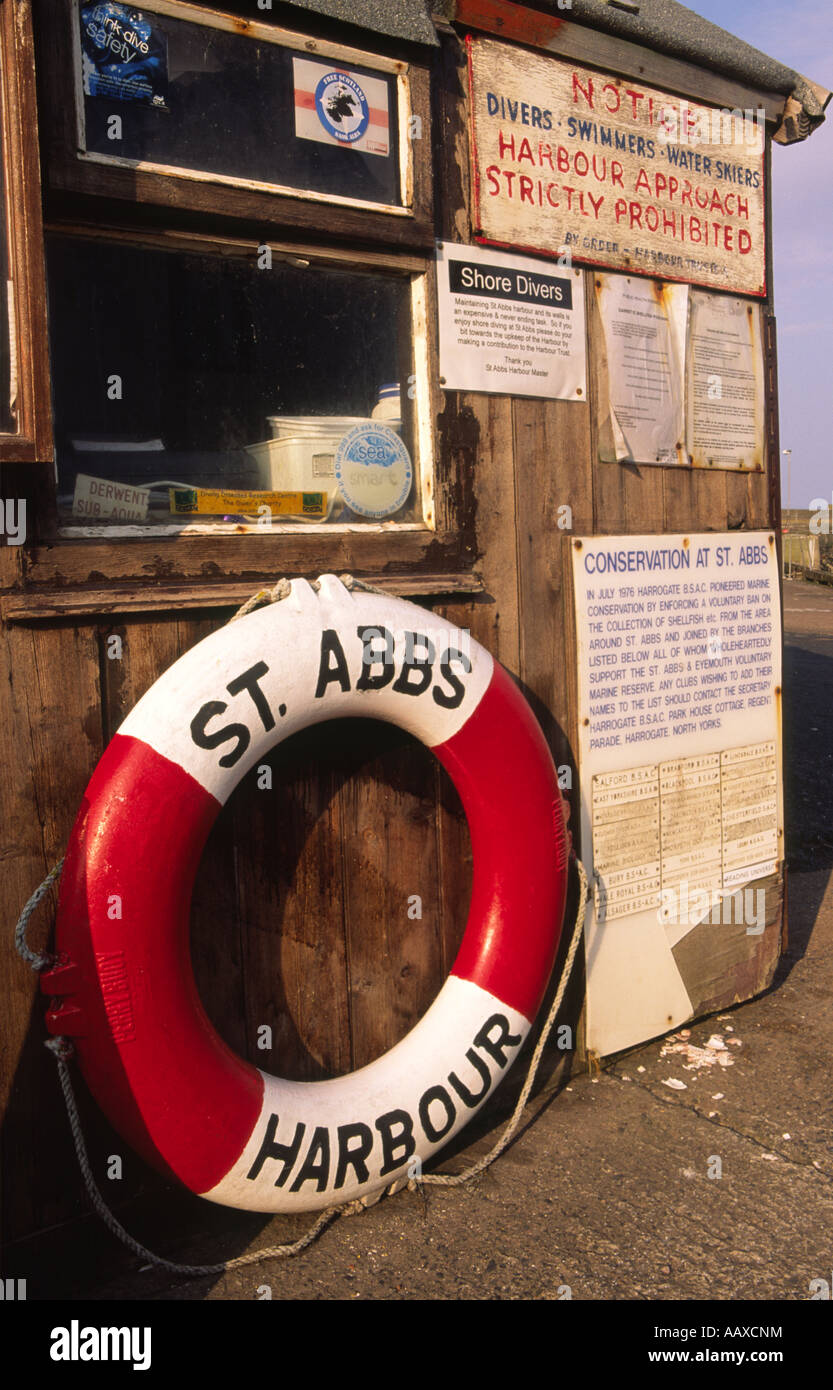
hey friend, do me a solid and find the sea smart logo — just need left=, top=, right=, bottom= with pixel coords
left=335, top=423, right=413, bottom=519
left=314, top=71, right=370, bottom=145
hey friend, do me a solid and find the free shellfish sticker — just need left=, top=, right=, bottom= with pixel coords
left=468, top=38, right=766, bottom=296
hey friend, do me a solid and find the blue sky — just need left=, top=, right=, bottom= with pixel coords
left=690, top=0, right=832, bottom=506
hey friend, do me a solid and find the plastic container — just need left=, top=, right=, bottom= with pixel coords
left=266, top=414, right=367, bottom=441
left=246, top=434, right=346, bottom=494
left=371, top=383, right=401, bottom=423
left=249, top=414, right=405, bottom=510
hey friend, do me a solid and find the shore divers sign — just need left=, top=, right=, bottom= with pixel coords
left=468, top=37, right=766, bottom=296
left=437, top=240, right=586, bottom=399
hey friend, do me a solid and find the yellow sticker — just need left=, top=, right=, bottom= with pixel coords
left=169, top=487, right=327, bottom=517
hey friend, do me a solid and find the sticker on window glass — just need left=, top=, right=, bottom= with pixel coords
left=73, top=472, right=151, bottom=522
left=293, top=57, right=390, bottom=157
left=335, top=423, right=412, bottom=519
left=169, top=487, right=327, bottom=518
left=80, top=2, right=168, bottom=108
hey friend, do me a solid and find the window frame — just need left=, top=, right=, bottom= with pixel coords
left=45, top=222, right=438, bottom=539
left=0, top=0, right=52, bottom=463
left=4, top=0, right=476, bottom=599
left=36, top=0, right=434, bottom=251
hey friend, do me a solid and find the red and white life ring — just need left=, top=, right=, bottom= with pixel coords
left=42, top=575, right=569, bottom=1213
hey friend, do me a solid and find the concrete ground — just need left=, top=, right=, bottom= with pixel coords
left=10, top=579, right=833, bottom=1304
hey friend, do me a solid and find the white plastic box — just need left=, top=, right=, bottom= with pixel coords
left=247, top=415, right=401, bottom=496
left=266, top=415, right=368, bottom=440
left=247, top=433, right=344, bottom=493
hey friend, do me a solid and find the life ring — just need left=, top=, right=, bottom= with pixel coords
left=42, top=575, right=569, bottom=1213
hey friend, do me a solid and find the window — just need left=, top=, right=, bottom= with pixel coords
left=0, top=0, right=51, bottom=463
left=34, top=0, right=437, bottom=538
left=47, top=231, right=432, bottom=531
left=39, top=0, right=432, bottom=243
left=76, top=0, right=406, bottom=212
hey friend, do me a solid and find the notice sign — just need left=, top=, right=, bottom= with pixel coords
left=595, top=274, right=687, bottom=465
left=686, top=291, right=765, bottom=470
left=293, top=58, right=390, bottom=157
left=592, top=743, right=779, bottom=923
left=437, top=241, right=586, bottom=399
left=572, top=532, right=783, bottom=1055
left=468, top=37, right=765, bottom=296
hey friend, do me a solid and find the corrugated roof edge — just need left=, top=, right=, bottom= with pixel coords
left=435, top=0, right=830, bottom=143
left=278, top=0, right=439, bottom=46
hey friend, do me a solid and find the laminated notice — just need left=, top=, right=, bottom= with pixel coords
left=591, top=743, right=778, bottom=923
left=595, top=274, right=688, bottom=465
left=437, top=241, right=586, bottom=401
left=686, top=292, right=765, bottom=471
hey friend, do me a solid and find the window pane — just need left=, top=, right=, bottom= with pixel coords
left=46, top=235, right=422, bottom=527
left=78, top=2, right=401, bottom=207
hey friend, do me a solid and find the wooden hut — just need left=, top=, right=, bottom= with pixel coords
left=1, top=0, right=829, bottom=1280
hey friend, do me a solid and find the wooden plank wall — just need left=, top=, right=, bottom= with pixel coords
left=0, top=603, right=488, bottom=1248
left=1, top=26, right=778, bottom=1254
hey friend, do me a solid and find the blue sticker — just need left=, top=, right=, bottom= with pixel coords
left=80, top=3, right=168, bottom=108
left=314, top=71, right=370, bottom=145
left=335, top=424, right=413, bottom=519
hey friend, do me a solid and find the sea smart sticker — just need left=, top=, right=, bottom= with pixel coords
left=293, top=57, right=390, bottom=157
left=335, top=424, right=413, bottom=519
left=80, top=2, right=168, bottom=108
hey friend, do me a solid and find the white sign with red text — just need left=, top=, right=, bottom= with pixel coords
left=468, top=38, right=765, bottom=296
